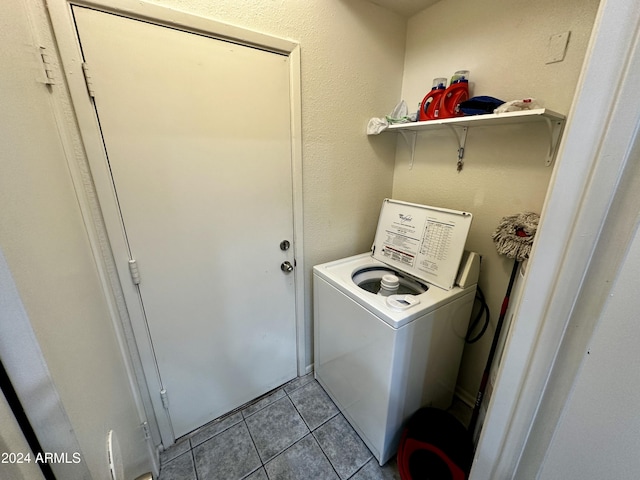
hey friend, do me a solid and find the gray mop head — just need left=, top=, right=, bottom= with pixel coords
left=492, top=212, right=540, bottom=262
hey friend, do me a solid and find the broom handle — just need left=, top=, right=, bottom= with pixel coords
left=468, top=260, right=520, bottom=435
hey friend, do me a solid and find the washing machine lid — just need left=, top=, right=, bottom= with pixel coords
left=371, top=199, right=473, bottom=290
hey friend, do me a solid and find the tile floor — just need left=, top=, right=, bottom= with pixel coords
left=158, top=374, right=402, bottom=480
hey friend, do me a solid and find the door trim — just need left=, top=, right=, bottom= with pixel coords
left=48, top=0, right=305, bottom=447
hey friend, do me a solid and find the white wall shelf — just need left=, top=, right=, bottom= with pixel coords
left=379, top=108, right=566, bottom=170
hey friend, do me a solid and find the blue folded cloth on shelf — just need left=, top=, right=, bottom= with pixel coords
left=459, top=96, right=505, bottom=115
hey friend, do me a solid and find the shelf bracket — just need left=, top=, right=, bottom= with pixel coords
left=446, top=125, right=468, bottom=171
left=399, top=130, right=418, bottom=169
left=544, top=118, right=564, bottom=166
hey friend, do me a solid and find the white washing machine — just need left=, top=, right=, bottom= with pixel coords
left=313, top=199, right=479, bottom=465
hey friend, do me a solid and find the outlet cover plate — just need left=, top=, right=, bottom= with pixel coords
left=546, top=31, right=571, bottom=64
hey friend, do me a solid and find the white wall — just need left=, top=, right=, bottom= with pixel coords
left=6, top=1, right=627, bottom=477
left=471, top=0, right=640, bottom=474
left=0, top=0, right=152, bottom=478
left=394, top=0, right=600, bottom=401
left=537, top=219, right=640, bottom=478
left=2, top=1, right=406, bottom=475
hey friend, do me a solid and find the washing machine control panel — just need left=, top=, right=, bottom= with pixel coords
left=372, top=199, right=472, bottom=291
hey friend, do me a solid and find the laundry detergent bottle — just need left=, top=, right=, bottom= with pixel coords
left=439, top=70, right=470, bottom=119
left=418, top=77, right=447, bottom=121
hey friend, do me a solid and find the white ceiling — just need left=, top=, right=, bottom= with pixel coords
left=365, top=0, right=442, bottom=17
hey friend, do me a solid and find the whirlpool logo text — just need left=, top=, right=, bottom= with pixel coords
left=398, top=214, right=413, bottom=224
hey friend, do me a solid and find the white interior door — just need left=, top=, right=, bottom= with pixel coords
left=72, top=6, right=297, bottom=438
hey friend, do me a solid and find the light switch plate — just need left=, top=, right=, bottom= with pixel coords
left=546, top=31, right=571, bottom=64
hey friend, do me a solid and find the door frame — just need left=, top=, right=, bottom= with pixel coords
left=48, top=0, right=305, bottom=447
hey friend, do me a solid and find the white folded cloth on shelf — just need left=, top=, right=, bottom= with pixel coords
left=367, top=100, right=415, bottom=135
left=494, top=98, right=541, bottom=113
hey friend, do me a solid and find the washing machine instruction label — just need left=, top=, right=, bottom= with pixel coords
left=373, top=199, right=473, bottom=290
left=417, top=219, right=455, bottom=274
left=380, top=213, right=421, bottom=267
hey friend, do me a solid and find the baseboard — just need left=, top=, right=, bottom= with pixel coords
left=455, top=386, right=476, bottom=408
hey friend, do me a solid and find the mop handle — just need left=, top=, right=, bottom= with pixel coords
left=469, top=260, right=520, bottom=435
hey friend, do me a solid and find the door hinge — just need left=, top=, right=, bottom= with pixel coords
left=160, top=389, right=169, bottom=410
left=141, top=421, right=150, bottom=440
left=81, top=62, right=95, bottom=98
left=37, top=46, right=55, bottom=85
left=128, top=259, right=141, bottom=285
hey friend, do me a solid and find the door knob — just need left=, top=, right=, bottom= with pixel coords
left=280, top=240, right=291, bottom=251
left=281, top=261, right=294, bottom=273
